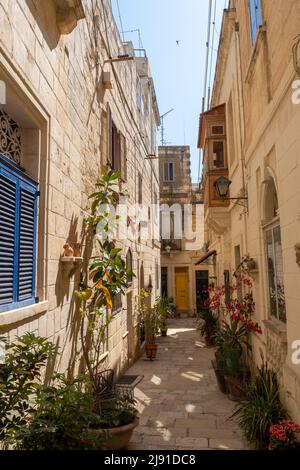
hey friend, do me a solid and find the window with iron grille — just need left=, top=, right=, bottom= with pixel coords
left=0, top=155, right=39, bottom=313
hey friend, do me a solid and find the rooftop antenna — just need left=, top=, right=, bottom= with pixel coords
left=160, top=108, right=174, bottom=146
left=121, top=29, right=143, bottom=54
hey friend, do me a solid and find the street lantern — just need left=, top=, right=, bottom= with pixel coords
left=213, top=176, right=248, bottom=210
left=214, top=176, right=232, bottom=199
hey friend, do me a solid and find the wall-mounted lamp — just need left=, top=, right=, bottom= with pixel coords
left=214, top=176, right=248, bottom=210
left=165, top=245, right=171, bottom=254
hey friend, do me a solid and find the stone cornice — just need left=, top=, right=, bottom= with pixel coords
left=211, top=8, right=236, bottom=108
left=53, top=0, right=85, bottom=35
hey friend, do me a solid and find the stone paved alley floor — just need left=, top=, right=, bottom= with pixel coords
left=126, top=318, right=248, bottom=451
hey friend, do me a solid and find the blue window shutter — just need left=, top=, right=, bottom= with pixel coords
left=0, top=157, right=38, bottom=312
left=0, top=169, right=18, bottom=308
left=18, top=182, right=38, bottom=302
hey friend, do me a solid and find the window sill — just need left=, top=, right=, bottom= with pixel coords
left=263, top=318, right=287, bottom=338
left=0, top=301, right=49, bottom=327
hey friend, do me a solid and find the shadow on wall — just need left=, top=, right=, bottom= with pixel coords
left=54, top=213, right=94, bottom=378
left=25, top=0, right=60, bottom=50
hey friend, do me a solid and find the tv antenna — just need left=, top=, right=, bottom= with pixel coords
left=160, top=108, right=174, bottom=146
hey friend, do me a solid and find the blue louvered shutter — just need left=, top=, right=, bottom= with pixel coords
left=0, top=157, right=38, bottom=313
left=0, top=168, right=17, bottom=309
left=18, top=182, right=38, bottom=302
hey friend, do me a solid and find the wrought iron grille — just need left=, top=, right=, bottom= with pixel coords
left=0, top=109, right=21, bottom=164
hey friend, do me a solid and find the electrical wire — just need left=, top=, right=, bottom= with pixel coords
left=207, top=0, right=217, bottom=109
left=116, top=0, right=125, bottom=42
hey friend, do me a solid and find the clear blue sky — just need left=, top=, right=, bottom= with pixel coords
left=112, top=0, right=226, bottom=182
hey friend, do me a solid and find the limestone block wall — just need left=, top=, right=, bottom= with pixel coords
left=0, top=0, right=160, bottom=377
left=205, top=0, right=300, bottom=421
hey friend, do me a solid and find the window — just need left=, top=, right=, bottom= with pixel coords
left=265, top=225, right=286, bottom=323
left=0, top=156, right=38, bottom=313
left=126, top=249, right=133, bottom=286
left=161, top=267, right=168, bottom=297
left=112, top=292, right=122, bottom=313
left=212, top=141, right=225, bottom=168
left=138, top=172, right=143, bottom=204
left=155, top=262, right=159, bottom=291
left=211, top=125, right=224, bottom=135
left=227, top=95, right=235, bottom=165
left=164, top=162, right=174, bottom=182
left=111, top=121, right=120, bottom=172
left=249, top=0, right=262, bottom=45
left=106, top=105, right=127, bottom=180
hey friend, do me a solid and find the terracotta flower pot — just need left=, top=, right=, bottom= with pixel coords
left=101, top=418, right=139, bottom=450
left=145, top=344, right=157, bottom=360
left=211, top=360, right=227, bottom=394
left=205, top=336, right=213, bottom=347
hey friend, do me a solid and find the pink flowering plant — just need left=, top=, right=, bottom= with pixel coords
left=205, top=266, right=262, bottom=360
left=269, top=420, right=300, bottom=450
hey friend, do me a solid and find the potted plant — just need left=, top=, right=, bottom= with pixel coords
left=205, top=270, right=262, bottom=399
left=8, top=374, right=105, bottom=450
left=232, top=362, right=288, bottom=449
left=154, top=295, right=171, bottom=337
left=197, top=308, right=219, bottom=346
left=0, top=333, right=55, bottom=448
left=136, top=289, right=159, bottom=360
left=97, top=394, right=139, bottom=450
left=269, top=420, right=300, bottom=450
left=75, top=171, right=138, bottom=448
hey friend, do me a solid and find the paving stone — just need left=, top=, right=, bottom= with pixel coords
left=175, top=437, right=209, bottom=449
left=127, top=319, right=247, bottom=450
left=209, top=438, right=246, bottom=450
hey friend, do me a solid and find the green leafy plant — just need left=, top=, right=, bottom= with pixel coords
left=154, top=295, right=172, bottom=331
left=7, top=374, right=104, bottom=450
left=136, top=289, right=159, bottom=344
left=98, top=394, right=138, bottom=429
left=232, top=363, right=288, bottom=449
left=0, top=333, right=55, bottom=445
left=197, top=309, right=219, bottom=341
left=75, top=171, right=134, bottom=395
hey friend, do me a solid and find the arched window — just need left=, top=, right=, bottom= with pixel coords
left=126, top=248, right=133, bottom=286
left=263, top=177, right=286, bottom=323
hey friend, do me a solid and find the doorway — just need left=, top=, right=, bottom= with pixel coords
left=161, top=267, right=168, bottom=297
left=175, top=267, right=189, bottom=312
left=195, top=270, right=209, bottom=313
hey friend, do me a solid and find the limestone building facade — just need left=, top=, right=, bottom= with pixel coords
left=0, top=0, right=160, bottom=376
left=159, top=146, right=206, bottom=316
left=199, top=0, right=300, bottom=420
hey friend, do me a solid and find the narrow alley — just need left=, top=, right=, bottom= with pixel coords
left=127, top=319, right=247, bottom=450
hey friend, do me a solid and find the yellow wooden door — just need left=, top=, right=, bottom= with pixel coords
left=175, top=271, right=189, bottom=311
